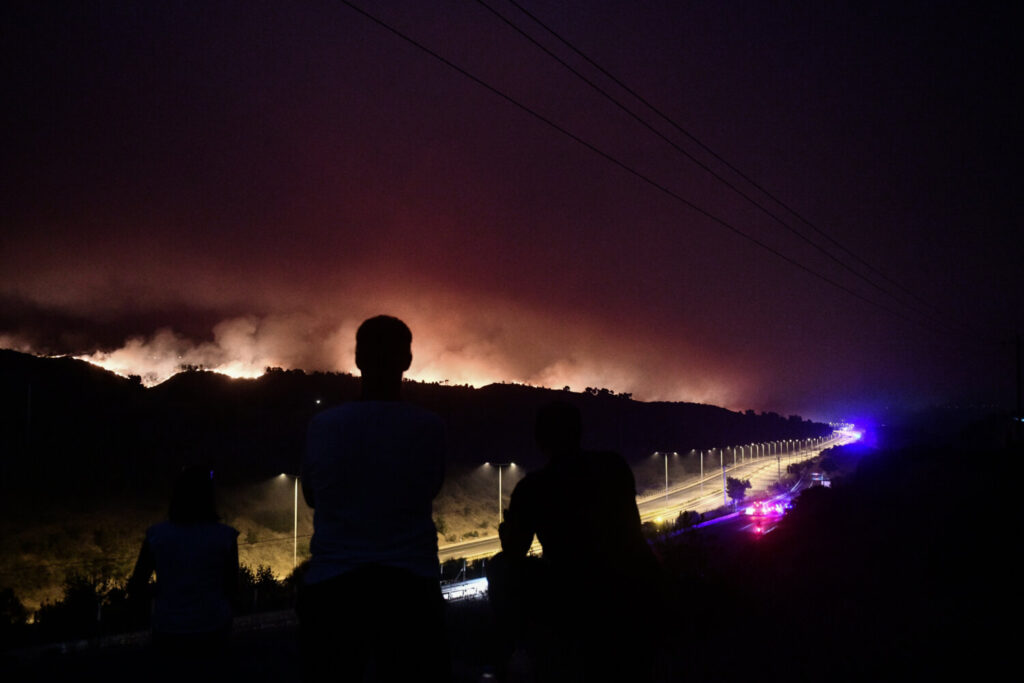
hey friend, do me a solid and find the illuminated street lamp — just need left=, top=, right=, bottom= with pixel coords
left=486, top=462, right=515, bottom=525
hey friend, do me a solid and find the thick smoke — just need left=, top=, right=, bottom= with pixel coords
left=30, top=303, right=751, bottom=407
left=74, top=314, right=358, bottom=386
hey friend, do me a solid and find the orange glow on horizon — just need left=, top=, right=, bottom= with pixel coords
left=27, top=309, right=746, bottom=408
left=73, top=354, right=267, bottom=386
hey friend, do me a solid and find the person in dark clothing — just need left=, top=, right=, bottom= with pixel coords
left=490, top=401, right=665, bottom=682
left=297, top=315, right=450, bottom=682
left=128, top=466, right=239, bottom=672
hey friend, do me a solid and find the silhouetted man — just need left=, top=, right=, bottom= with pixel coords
left=298, top=315, right=449, bottom=682
left=492, top=401, right=664, bottom=682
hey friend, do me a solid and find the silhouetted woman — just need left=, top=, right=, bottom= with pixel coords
left=128, top=466, right=239, bottom=658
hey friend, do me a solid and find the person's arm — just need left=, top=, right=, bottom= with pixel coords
left=224, top=533, right=240, bottom=608
left=499, top=480, right=535, bottom=558
left=301, top=475, right=315, bottom=510
left=614, top=452, right=645, bottom=529
left=127, top=538, right=155, bottom=601
left=126, top=537, right=155, bottom=626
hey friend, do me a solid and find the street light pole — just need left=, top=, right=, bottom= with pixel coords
left=279, top=473, right=300, bottom=570
left=721, top=449, right=727, bottom=507
left=664, top=453, right=669, bottom=507
left=700, top=450, right=704, bottom=494
left=487, top=463, right=514, bottom=526
left=293, top=475, right=298, bottom=570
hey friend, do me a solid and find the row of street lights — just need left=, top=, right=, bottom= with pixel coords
left=280, top=436, right=836, bottom=558
left=653, top=434, right=835, bottom=508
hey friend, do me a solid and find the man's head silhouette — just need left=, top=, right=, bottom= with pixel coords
left=535, top=400, right=582, bottom=458
left=168, top=465, right=218, bottom=524
left=356, top=315, right=412, bottom=400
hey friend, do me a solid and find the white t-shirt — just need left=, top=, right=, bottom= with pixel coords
left=145, top=521, right=238, bottom=634
left=302, top=401, right=446, bottom=584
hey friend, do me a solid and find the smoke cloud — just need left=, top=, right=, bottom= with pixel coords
left=75, top=315, right=355, bottom=386
left=40, top=297, right=750, bottom=408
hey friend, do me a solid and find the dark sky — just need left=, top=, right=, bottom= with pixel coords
left=2, top=1, right=1020, bottom=420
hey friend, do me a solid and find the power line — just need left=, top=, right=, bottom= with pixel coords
left=473, top=0, right=959, bottom=335
left=498, top=0, right=994, bottom=341
left=337, top=0, right=965, bottom=337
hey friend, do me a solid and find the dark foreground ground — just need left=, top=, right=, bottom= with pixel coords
left=4, top=600, right=501, bottom=683
left=4, top=422, right=1016, bottom=682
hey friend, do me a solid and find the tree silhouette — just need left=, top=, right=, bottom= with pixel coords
left=726, top=477, right=752, bottom=506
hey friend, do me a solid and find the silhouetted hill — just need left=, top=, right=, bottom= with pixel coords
left=0, top=350, right=829, bottom=496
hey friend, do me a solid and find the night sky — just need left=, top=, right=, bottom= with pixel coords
left=2, top=1, right=1020, bottom=420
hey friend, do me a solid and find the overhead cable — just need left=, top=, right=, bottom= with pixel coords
left=337, top=0, right=970, bottom=338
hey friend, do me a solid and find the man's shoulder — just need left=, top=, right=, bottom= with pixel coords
left=309, top=402, right=361, bottom=427
left=385, top=402, right=445, bottom=435
left=396, top=402, right=444, bottom=425
left=310, top=401, right=443, bottom=431
left=145, top=520, right=170, bottom=539
left=215, top=522, right=240, bottom=540
left=147, top=521, right=238, bottom=536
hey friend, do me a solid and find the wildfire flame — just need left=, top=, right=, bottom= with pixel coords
left=72, top=321, right=292, bottom=387
left=7, top=312, right=742, bottom=406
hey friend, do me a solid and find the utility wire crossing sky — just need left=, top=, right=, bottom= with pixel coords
left=1, top=0, right=1020, bottom=420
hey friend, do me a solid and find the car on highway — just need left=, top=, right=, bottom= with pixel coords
left=745, top=497, right=792, bottom=535
left=744, top=500, right=786, bottom=517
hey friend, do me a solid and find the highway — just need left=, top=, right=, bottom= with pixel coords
left=635, top=435, right=852, bottom=524
left=439, top=433, right=853, bottom=563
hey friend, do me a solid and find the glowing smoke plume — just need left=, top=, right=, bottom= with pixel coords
left=61, top=307, right=747, bottom=409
